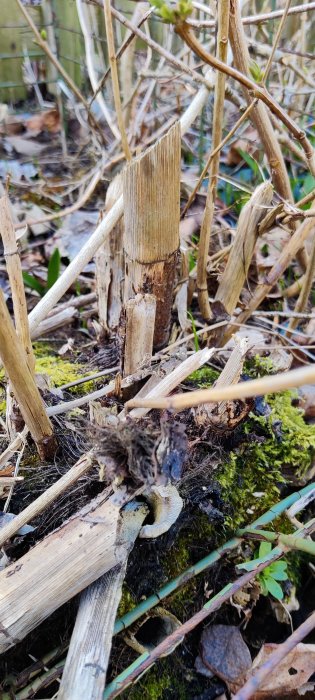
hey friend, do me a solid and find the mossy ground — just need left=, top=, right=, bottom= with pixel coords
left=0, top=343, right=97, bottom=416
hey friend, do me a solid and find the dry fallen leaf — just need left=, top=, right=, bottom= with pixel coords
left=232, top=643, right=315, bottom=697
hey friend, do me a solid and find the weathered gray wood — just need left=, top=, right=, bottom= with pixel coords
left=0, top=488, right=138, bottom=654
left=57, top=502, right=147, bottom=700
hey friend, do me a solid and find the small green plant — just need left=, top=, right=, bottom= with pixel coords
left=242, top=542, right=289, bottom=600
left=23, top=248, right=61, bottom=297
left=249, top=60, right=264, bottom=83
left=187, top=310, right=199, bottom=351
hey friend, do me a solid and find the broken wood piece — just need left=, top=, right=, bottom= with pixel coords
left=123, top=294, right=156, bottom=376
left=214, top=182, right=273, bottom=316
left=96, top=175, right=124, bottom=334
left=194, top=337, right=249, bottom=427
left=123, top=122, right=181, bottom=349
left=127, top=346, right=215, bottom=420
left=31, top=306, right=79, bottom=340
left=0, top=451, right=94, bottom=549
left=0, top=487, right=141, bottom=654
left=0, top=289, right=56, bottom=460
left=57, top=501, right=148, bottom=700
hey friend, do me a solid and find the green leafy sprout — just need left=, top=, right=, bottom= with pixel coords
left=23, top=248, right=61, bottom=297
left=149, top=0, right=193, bottom=23
left=241, top=541, right=289, bottom=600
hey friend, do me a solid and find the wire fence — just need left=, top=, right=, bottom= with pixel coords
left=0, top=0, right=164, bottom=106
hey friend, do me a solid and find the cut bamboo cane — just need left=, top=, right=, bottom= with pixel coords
left=123, top=122, right=181, bottom=349
left=57, top=502, right=147, bottom=700
left=214, top=182, right=274, bottom=315
left=197, top=0, right=230, bottom=320
left=123, top=294, right=156, bottom=376
left=96, top=175, right=124, bottom=334
left=0, top=452, right=94, bottom=548
left=0, top=195, right=35, bottom=371
left=0, top=290, right=56, bottom=460
left=0, top=488, right=143, bottom=654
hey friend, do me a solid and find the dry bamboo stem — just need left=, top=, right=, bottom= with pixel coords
left=175, top=22, right=315, bottom=174
left=0, top=452, right=94, bottom=548
left=0, top=290, right=56, bottom=460
left=197, top=0, right=230, bottom=320
left=57, top=502, right=147, bottom=700
left=96, top=176, right=124, bottom=333
left=120, top=3, right=147, bottom=127
left=190, top=2, right=315, bottom=27
left=128, top=347, right=215, bottom=420
left=224, top=212, right=315, bottom=340
left=103, top=0, right=131, bottom=159
left=228, top=0, right=292, bottom=200
left=215, top=182, right=274, bottom=314
left=28, top=195, right=124, bottom=337
left=287, top=230, right=315, bottom=335
left=125, top=362, right=315, bottom=412
left=123, top=122, right=181, bottom=349
left=179, top=68, right=215, bottom=135
left=0, top=488, right=144, bottom=654
left=123, top=294, right=156, bottom=376
left=0, top=195, right=35, bottom=370
left=76, top=0, right=119, bottom=140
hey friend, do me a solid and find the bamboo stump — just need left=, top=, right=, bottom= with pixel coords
left=123, top=122, right=181, bottom=350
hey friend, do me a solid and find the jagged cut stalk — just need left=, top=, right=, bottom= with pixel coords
left=123, top=294, right=156, bottom=376
left=197, top=0, right=230, bottom=320
left=123, top=122, right=181, bottom=349
left=96, top=175, right=124, bottom=334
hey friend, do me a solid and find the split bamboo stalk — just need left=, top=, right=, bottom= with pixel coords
left=0, top=290, right=56, bottom=460
left=103, top=0, right=131, bottom=159
left=123, top=294, right=156, bottom=376
left=123, top=122, right=181, bottom=349
left=0, top=489, right=145, bottom=654
left=197, top=0, right=230, bottom=320
left=214, top=182, right=273, bottom=314
left=0, top=195, right=35, bottom=370
left=223, top=211, right=315, bottom=342
left=96, top=176, right=124, bottom=333
left=57, top=502, right=147, bottom=700
left=0, top=452, right=94, bottom=548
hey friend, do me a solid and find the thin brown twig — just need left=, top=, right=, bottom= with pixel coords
left=176, top=21, right=315, bottom=174
left=233, top=611, right=315, bottom=700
